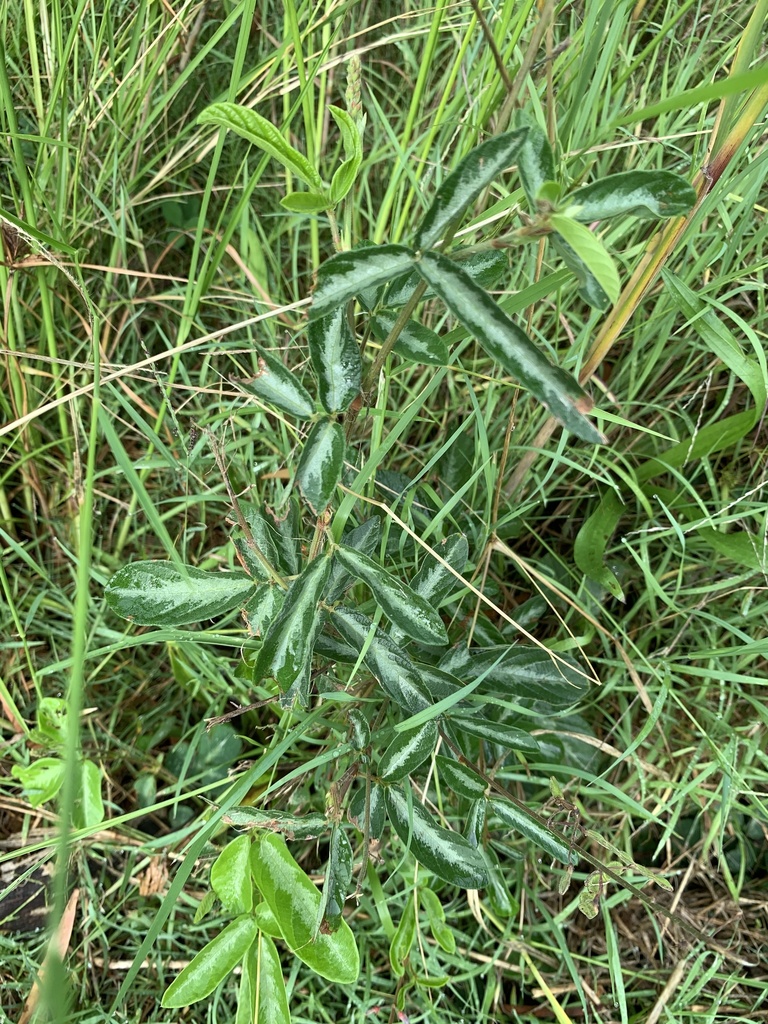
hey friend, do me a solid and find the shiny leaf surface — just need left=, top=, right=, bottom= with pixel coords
left=235, top=346, right=315, bottom=420
left=310, top=245, right=415, bottom=319
left=308, top=307, right=362, bottom=413
left=162, top=915, right=258, bottom=1007
left=565, top=170, right=696, bottom=222
left=296, top=418, right=346, bottom=514
left=378, top=720, right=438, bottom=782
left=105, top=561, right=253, bottom=626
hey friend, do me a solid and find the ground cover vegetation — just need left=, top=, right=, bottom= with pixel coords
left=1, top=1, right=767, bottom=1022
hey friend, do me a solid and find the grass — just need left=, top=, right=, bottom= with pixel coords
left=1, top=0, right=768, bottom=1021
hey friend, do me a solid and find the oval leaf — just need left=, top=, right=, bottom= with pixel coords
left=378, top=720, right=438, bottom=782
left=565, top=170, right=696, bottom=222
left=573, top=490, right=626, bottom=600
left=370, top=312, right=449, bottom=366
left=308, top=307, right=362, bottom=413
left=238, top=932, right=290, bottom=1024
left=210, top=835, right=254, bottom=914
left=489, top=798, right=576, bottom=865
left=310, top=244, right=415, bottom=319
left=549, top=214, right=620, bottom=305
left=322, top=824, right=354, bottom=931
left=414, top=251, right=603, bottom=444
left=438, top=645, right=588, bottom=706
left=296, top=418, right=346, bottom=515
left=162, top=915, right=258, bottom=1007
left=198, top=103, right=322, bottom=190
left=105, top=561, right=253, bottom=626
left=434, top=754, right=487, bottom=800
left=280, top=192, right=330, bottom=214
left=414, top=128, right=529, bottom=251
left=447, top=714, right=540, bottom=754
left=385, top=786, right=488, bottom=889
left=235, top=346, right=315, bottom=420
left=253, top=555, right=332, bottom=691
left=348, top=781, right=386, bottom=839
left=332, top=607, right=432, bottom=713
left=251, top=834, right=360, bottom=984
left=551, top=232, right=611, bottom=309
left=334, top=546, right=448, bottom=645
left=389, top=897, right=416, bottom=976
left=385, top=249, right=509, bottom=307
left=74, top=759, right=104, bottom=829
left=420, top=887, right=456, bottom=953
left=326, top=517, right=381, bottom=602
left=516, top=118, right=556, bottom=211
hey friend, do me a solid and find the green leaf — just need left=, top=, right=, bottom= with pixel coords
left=243, top=584, right=285, bottom=637
left=238, top=933, right=291, bottom=1024
left=551, top=233, right=611, bottom=309
left=370, top=312, right=449, bottom=366
left=516, top=118, right=556, bottom=211
left=389, top=897, right=416, bottom=976
left=253, top=555, right=333, bottom=691
left=385, top=787, right=488, bottom=889
left=378, top=720, right=438, bottom=782
left=253, top=902, right=283, bottom=939
left=34, top=697, right=69, bottom=747
left=447, top=714, right=540, bottom=754
left=414, top=251, right=603, bottom=444
left=265, top=500, right=302, bottom=576
left=385, top=249, right=509, bottom=307
left=564, top=170, right=696, bottom=221
left=414, top=128, right=528, bottom=251
left=308, top=308, right=362, bottom=414
left=348, top=782, right=386, bottom=839
left=409, top=533, right=469, bottom=607
left=251, top=834, right=360, bottom=983
left=296, top=418, right=346, bottom=514
left=235, top=346, right=315, bottom=420
left=548, top=214, right=620, bottom=305
left=222, top=807, right=329, bottom=839
left=328, top=105, right=363, bottom=206
left=439, top=645, right=588, bottom=706
left=310, top=244, right=415, bottom=320
left=105, top=561, right=254, bottom=626
left=326, top=517, right=381, bottom=602
left=334, top=546, right=448, bottom=645
left=236, top=505, right=281, bottom=582
left=332, top=607, right=432, bottom=713
left=12, top=758, right=66, bottom=806
left=489, top=799, right=576, bottom=865
left=574, top=490, right=626, bottom=600
left=210, top=835, right=254, bottom=915
left=330, top=160, right=359, bottom=206
left=419, top=887, right=456, bottom=953
left=162, top=915, right=258, bottom=1007
left=434, top=754, right=487, bottom=801
left=74, top=759, right=104, bottom=829
left=197, top=103, right=322, bottom=190
left=280, top=192, right=330, bottom=214
left=194, top=890, right=217, bottom=924
left=322, top=824, right=354, bottom=931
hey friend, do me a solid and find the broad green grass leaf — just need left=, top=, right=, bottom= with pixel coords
left=296, top=419, right=346, bottom=514
left=334, top=545, right=448, bottom=645
left=280, top=192, right=330, bottom=214
left=516, top=118, right=556, bottom=210
left=310, top=245, right=415, bottom=319
left=238, top=933, right=290, bottom=1024
left=198, top=103, right=322, bottom=190
left=448, top=715, right=540, bottom=754
left=385, top=787, right=488, bottom=888
left=378, top=720, right=438, bottom=782
left=414, top=251, right=603, bottom=443
left=236, top=347, right=315, bottom=420
left=162, top=915, right=258, bottom=1007
left=549, top=214, right=620, bottom=305
left=552, top=233, right=611, bottom=309
left=564, top=170, right=696, bottom=221
left=105, top=561, right=253, bottom=626
left=332, top=608, right=432, bottom=713
left=250, top=834, right=359, bottom=983
left=414, top=128, right=528, bottom=250
left=253, top=556, right=332, bottom=691
left=308, top=308, right=362, bottom=413
left=434, top=755, right=487, bottom=801
left=322, top=825, right=354, bottom=931
left=490, top=799, right=577, bottom=866
left=662, top=269, right=767, bottom=415
left=370, top=312, right=449, bottom=366
left=210, top=835, right=254, bottom=915
left=438, top=645, right=588, bottom=706
left=574, top=490, right=625, bottom=600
